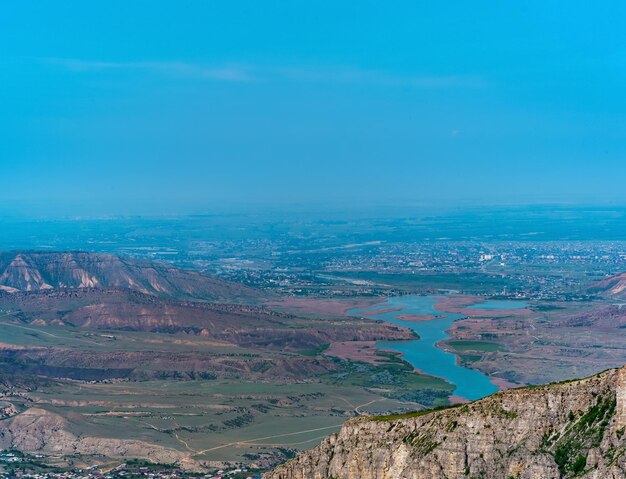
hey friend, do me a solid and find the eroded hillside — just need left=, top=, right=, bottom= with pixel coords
left=0, top=251, right=261, bottom=302
left=590, top=272, right=626, bottom=299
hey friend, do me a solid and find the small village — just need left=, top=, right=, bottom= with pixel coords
left=0, top=453, right=262, bottom=479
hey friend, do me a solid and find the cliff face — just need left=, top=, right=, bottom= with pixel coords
left=268, top=367, right=626, bottom=479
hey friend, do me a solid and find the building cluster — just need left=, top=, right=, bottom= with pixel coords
left=198, top=240, right=626, bottom=299
left=0, top=456, right=262, bottom=479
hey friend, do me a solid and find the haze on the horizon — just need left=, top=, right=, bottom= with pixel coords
left=1, top=1, right=625, bottom=216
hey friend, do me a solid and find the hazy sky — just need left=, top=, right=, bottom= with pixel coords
left=2, top=1, right=626, bottom=216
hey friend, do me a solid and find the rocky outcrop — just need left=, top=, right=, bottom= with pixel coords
left=0, top=408, right=190, bottom=465
left=268, top=366, right=626, bottom=479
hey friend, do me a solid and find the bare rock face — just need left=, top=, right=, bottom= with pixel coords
left=615, top=367, right=626, bottom=430
left=268, top=366, right=626, bottom=479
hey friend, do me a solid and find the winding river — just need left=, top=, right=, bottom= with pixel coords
left=349, top=295, right=527, bottom=401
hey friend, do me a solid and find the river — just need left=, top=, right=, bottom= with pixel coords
left=348, top=295, right=527, bottom=401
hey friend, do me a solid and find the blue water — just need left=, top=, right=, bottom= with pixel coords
left=468, top=299, right=528, bottom=310
left=348, top=295, right=499, bottom=401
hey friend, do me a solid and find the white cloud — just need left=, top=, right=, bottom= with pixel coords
left=44, top=58, right=253, bottom=82
left=45, top=58, right=487, bottom=89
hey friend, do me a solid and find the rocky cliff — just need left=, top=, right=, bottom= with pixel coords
left=268, top=366, right=626, bottom=479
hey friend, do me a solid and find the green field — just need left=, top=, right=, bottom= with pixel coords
left=0, top=321, right=259, bottom=354
left=28, top=377, right=424, bottom=462
left=323, top=271, right=519, bottom=294
left=0, top=321, right=443, bottom=464
left=446, top=340, right=505, bottom=352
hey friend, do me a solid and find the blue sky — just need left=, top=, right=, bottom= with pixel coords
left=1, top=1, right=625, bottom=216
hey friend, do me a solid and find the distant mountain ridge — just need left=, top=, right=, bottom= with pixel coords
left=0, top=251, right=261, bottom=302
left=589, top=272, right=626, bottom=299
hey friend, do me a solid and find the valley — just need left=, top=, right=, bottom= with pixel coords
left=0, top=210, right=625, bottom=474
left=0, top=252, right=448, bottom=471
left=5, top=2, right=626, bottom=476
